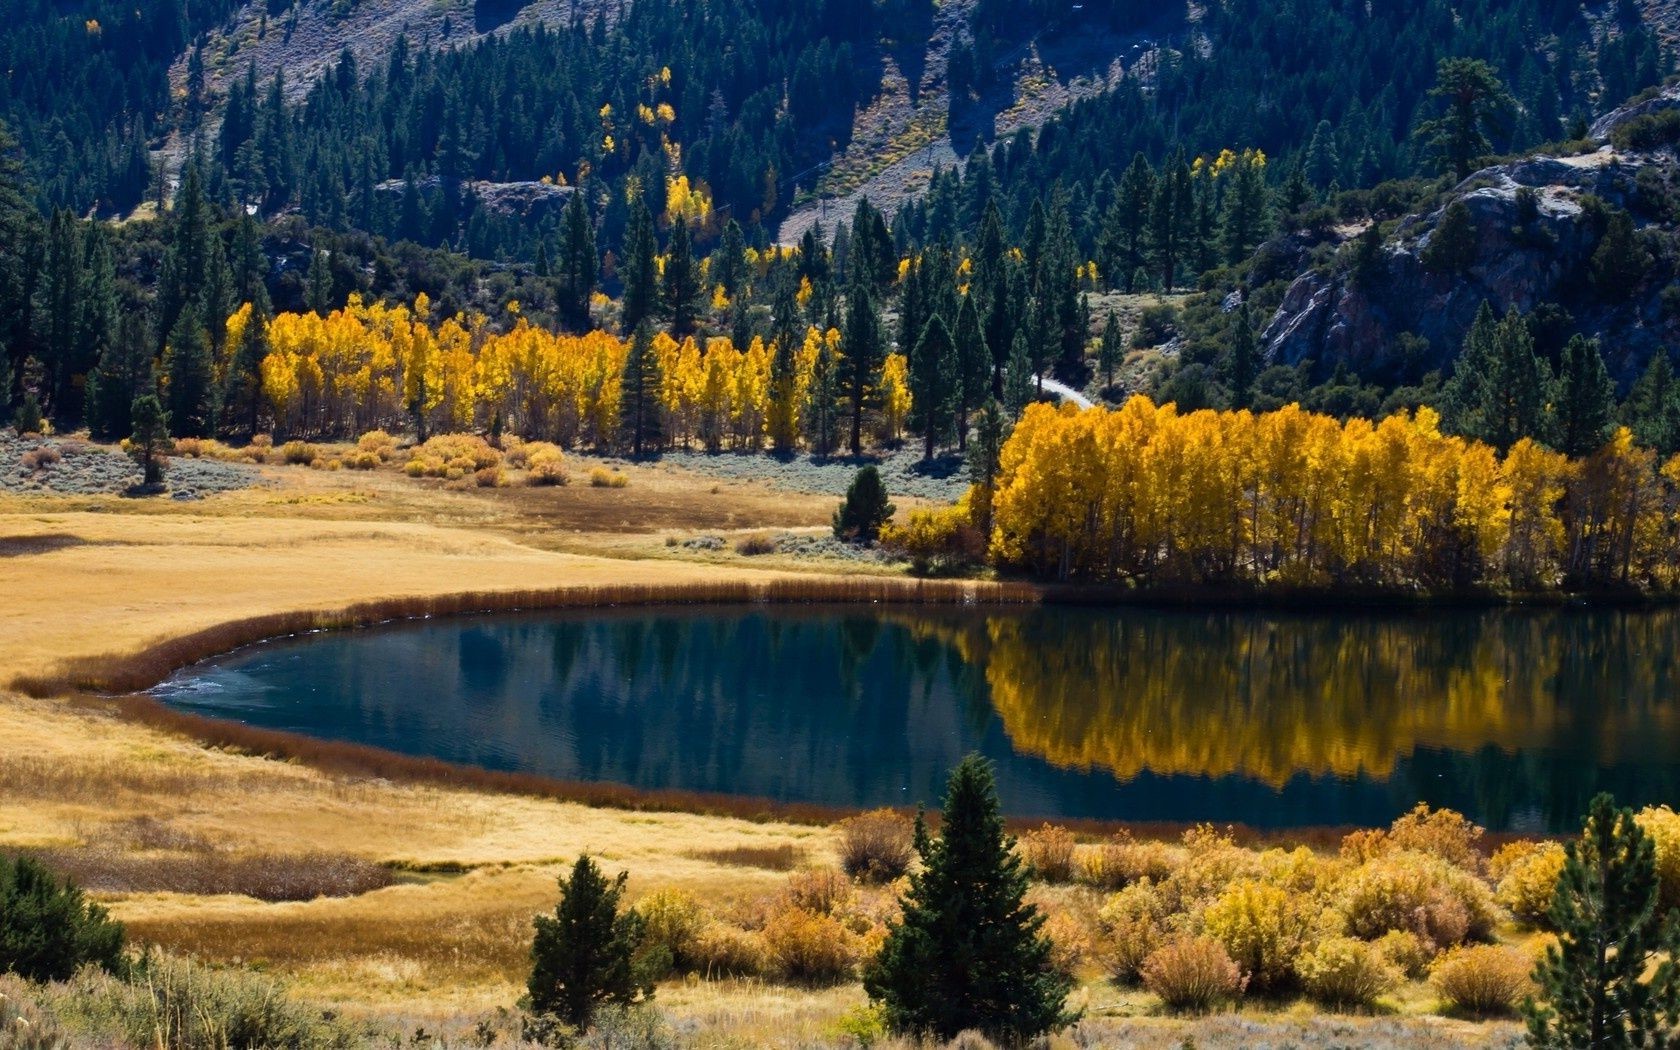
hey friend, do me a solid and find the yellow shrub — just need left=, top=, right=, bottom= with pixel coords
left=1491, top=841, right=1565, bottom=927
left=356, top=430, right=397, bottom=460
left=1375, top=929, right=1435, bottom=980
left=403, top=458, right=431, bottom=478
left=635, top=889, right=708, bottom=970
left=1078, top=834, right=1183, bottom=890
left=1040, top=909, right=1092, bottom=978
left=1097, top=880, right=1171, bottom=984
left=525, top=445, right=569, bottom=485
left=689, top=922, right=767, bottom=978
left=878, top=505, right=982, bottom=574
left=761, top=906, right=859, bottom=983
left=1298, top=936, right=1401, bottom=1008
left=589, top=466, right=628, bottom=488
left=1200, top=879, right=1315, bottom=992
left=1140, top=936, right=1245, bottom=1013
left=417, top=433, right=501, bottom=470
left=278, top=440, right=317, bottom=465
left=1385, top=804, right=1485, bottom=871
left=1636, top=806, right=1680, bottom=913
left=783, top=866, right=852, bottom=916
left=1164, top=827, right=1260, bottom=914
left=835, top=809, right=914, bottom=883
left=1430, top=944, right=1532, bottom=1016
left=344, top=450, right=381, bottom=470
left=1337, top=850, right=1496, bottom=947
left=1019, top=824, right=1077, bottom=883
left=474, top=466, right=504, bottom=488
left=1258, top=845, right=1344, bottom=898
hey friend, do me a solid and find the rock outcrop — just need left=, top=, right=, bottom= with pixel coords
left=1259, top=93, right=1680, bottom=387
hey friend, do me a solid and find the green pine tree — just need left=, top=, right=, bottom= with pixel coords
left=662, top=218, right=701, bottom=336
left=1444, top=304, right=1551, bottom=451
left=714, top=218, right=746, bottom=301
left=1525, top=794, right=1680, bottom=1048
left=1623, top=353, right=1680, bottom=455
left=841, top=281, right=885, bottom=455
left=1097, top=310, right=1123, bottom=392
left=306, top=248, right=334, bottom=316
left=1555, top=335, right=1616, bottom=457
left=1417, top=58, right=1513, bottom=181
left=621, top=197, right=659, bottom=333
left=558, top=190, right=597, bottom=332
left=954, top=293, right=990, bottom=450
left=1591, top=209, right=1649, bottom=300
left=162, top=307, right=217, bottom=438
left=128, top=390, right=172, bottom=486
left=909, top=315, right=958, bottom=460
left=619, top=323, right=664, bottom=457
left=528, top=855, right=651, bottom=1031
left=833, top=464, right=895, bottom=543
left=968, top=398, right=1006, bottom=536
left=0, top=854, right=126, bottom=982
left=864, top=755, right=1076, bottom=1043
left=1223, top=303, right=1260, bottom=410
left=86, top=313, right=154, bottom=441
left=805, top=332, right=841, bottom=456
left=223, top=295, right=271, bottom=437
left=1004, top=330, right=1034, bottom=420
left=1422, top=199, right=1478, bottom=274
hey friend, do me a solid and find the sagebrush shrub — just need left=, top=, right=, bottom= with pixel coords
left=1490, top=840, right=1566, bottom=927
left=1429, top=944, right=1531, bottom=1015
left=526, top=444, right=569, bottom=485
left=1298, top=936, right=1401, bottom=1008
left=1140, top=936, right=1245, bottom=1013
left=355, top=430, right=397, bottom=459
left=836, top=809, right=914, bottom=883
left=1200, top=878, right=1316, bottom=992
left=1077, top=834, right=1182, bottom=889
left=278, top=440, right=317, bottom=465
left=1019, top=824, right=1076, bottom=883
left=1374, top=929, right=1435, bottom=980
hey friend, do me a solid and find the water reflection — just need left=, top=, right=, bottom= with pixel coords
left=154, top=605, right=1680, bottom=830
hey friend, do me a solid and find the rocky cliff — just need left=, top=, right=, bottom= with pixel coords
left=1259, top=85, right=1680, bottom=387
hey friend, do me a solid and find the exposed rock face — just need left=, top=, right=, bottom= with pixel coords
left=374, top=177, right=575, bottom=223
left=1590, top=82, right=1680, bottom=142
left=1260, top=99, right=1680, bottom=387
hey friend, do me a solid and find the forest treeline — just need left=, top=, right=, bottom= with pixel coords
left=982, top=397, right=1680, bottom=592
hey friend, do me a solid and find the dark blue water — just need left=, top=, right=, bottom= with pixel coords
left=152, top=605, right=1680, bottom=831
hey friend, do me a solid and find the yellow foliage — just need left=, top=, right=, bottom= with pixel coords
left=1200, top=879, right=1316, bottom=992
left=760, top=906, right=860, bottom=983
left=1336, top=850, right=1496, bottom=947
left=1429, top=944, right=1532, bottom=1015
left=1636, top=805, right=1680, bottom=913
left=1490, top=840, right=1565, bottom=927
left=1298, top=936, right=1401, bottom=1008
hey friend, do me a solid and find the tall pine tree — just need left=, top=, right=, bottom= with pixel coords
left=620, top=197, right=659, bottom=334
left=908, top=315, right=958, bottom=460
left=528, top=855, right=651, bottom=1031
left=841, top=281, right=885, bottom=455
left=1555, top=335, right=1615, bottom=457
left=864, top=755, right=1075, bottom=1043
left=619, top=322, right=663, bottom=457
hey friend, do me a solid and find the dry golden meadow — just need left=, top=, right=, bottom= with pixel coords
left=0, top=450, right=1529, bottom=1046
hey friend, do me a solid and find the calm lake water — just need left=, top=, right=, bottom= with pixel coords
left=152, top=605, right=1680, bottom=832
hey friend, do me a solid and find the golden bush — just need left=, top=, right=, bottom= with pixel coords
left=278, top=440, right=317, bottom=465
left=835, top=809, right=915, bottom=883
left=1297, top=936, right=1401, bottom=1008
left=589, top=466, right=629, bottom=488
left=1374, top=929, right=1435, bottom=980
left=1491, top=841, right=1565, bottom=927
left=1430, top=944, right=1532, bottom=1016
left=417, top=434, right=501, bottom=470
left=761, top=906, right=860, bottom=983
left=1040, top=908, right=1092, bottom=978
left=783, top=866, right=852, bottom=916
left=1200, top=878, right=1316, bottom=992
left=525, top=444, right=569, bottom=485
left=355, top=430, right=397, bottom=459
left=1019, top=824, right=1077, bottom=883
left=473, top=465, right=504, bottom=488
left=1337, top=850, right=1496, bottom=946
left=1140, top=936, right=1245, bottom=1013
left=1636, top=806, right=1680, bottom=913
left=1078, top=835, right=1184, bottom=890
left=689, top=922, right=768, bottom=978
left=1097, top=880, right=1171, bottom=984
left=1385, top=804, right=1485, bottom=871
left=634, top=889, right=708, bottom=970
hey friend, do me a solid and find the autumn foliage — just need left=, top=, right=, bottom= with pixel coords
left=989, top=397, right=1680, bottom=591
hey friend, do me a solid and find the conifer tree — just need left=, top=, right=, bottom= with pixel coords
left=621, top=197, right=659, bottom=333
left=1005, top=330, right=1033, bottom=420
left=78, top=223, right=119, bottom=419
left=1591, top=209, right=1649, bottom=300
left=805, top=333, right=841, bottom=456
left=162, top=307, right=216, bottom=438
left=662, top=218, right=701, bottom=336
left=1305, top=120, right=1340, bottom=189
left=157, top=162, right=211, bottom=347
left=38, top=210, right=82, bottom=415
left=1525, top=794, right=1680, bottom=1048
left=619, top=323, right=663, bottom=457
left=1223, top=302, right=1260, bottom=410
left=306, top=248, right=333, bottom=316
left=128, top=391, right=171, bottom=486
left=841, top=281, right=885, bottom=455
left=833, top=464, right=894, bottom=542
left=558, top=190, right=597, bottom=332
left=86, top=313, right=153, bottom=441
left=1221, top=150, right=1269, bottom=265
left=1623, top=353, right=1680, bottom=455
left=714, top=219, right=746, bottom=301
left=528, top=855, right=651, bottom=1031
left=1417, top=58, right=1512, bottom=181
left=864, top=755, right=1075, bottom=1043
left=1097, top=310, right=1123, bottom=392
left=968, top=399, right=1005, bottom=535
left=1555, top=335, right=1615, bottom=457
left=223, top=297, right=271, bottom=437
left=1422, top=199, right=1478, bottom=274
left=0, top=854, right=126, bottom=982
left=909, top=315, right=958, bottom=460
left=1444, top=303, right=1551, bottom=451
left=954, top=294, right=990, bottom=449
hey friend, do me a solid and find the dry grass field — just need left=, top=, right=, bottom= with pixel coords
left=0, top=452, right=1528, bottom=1046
